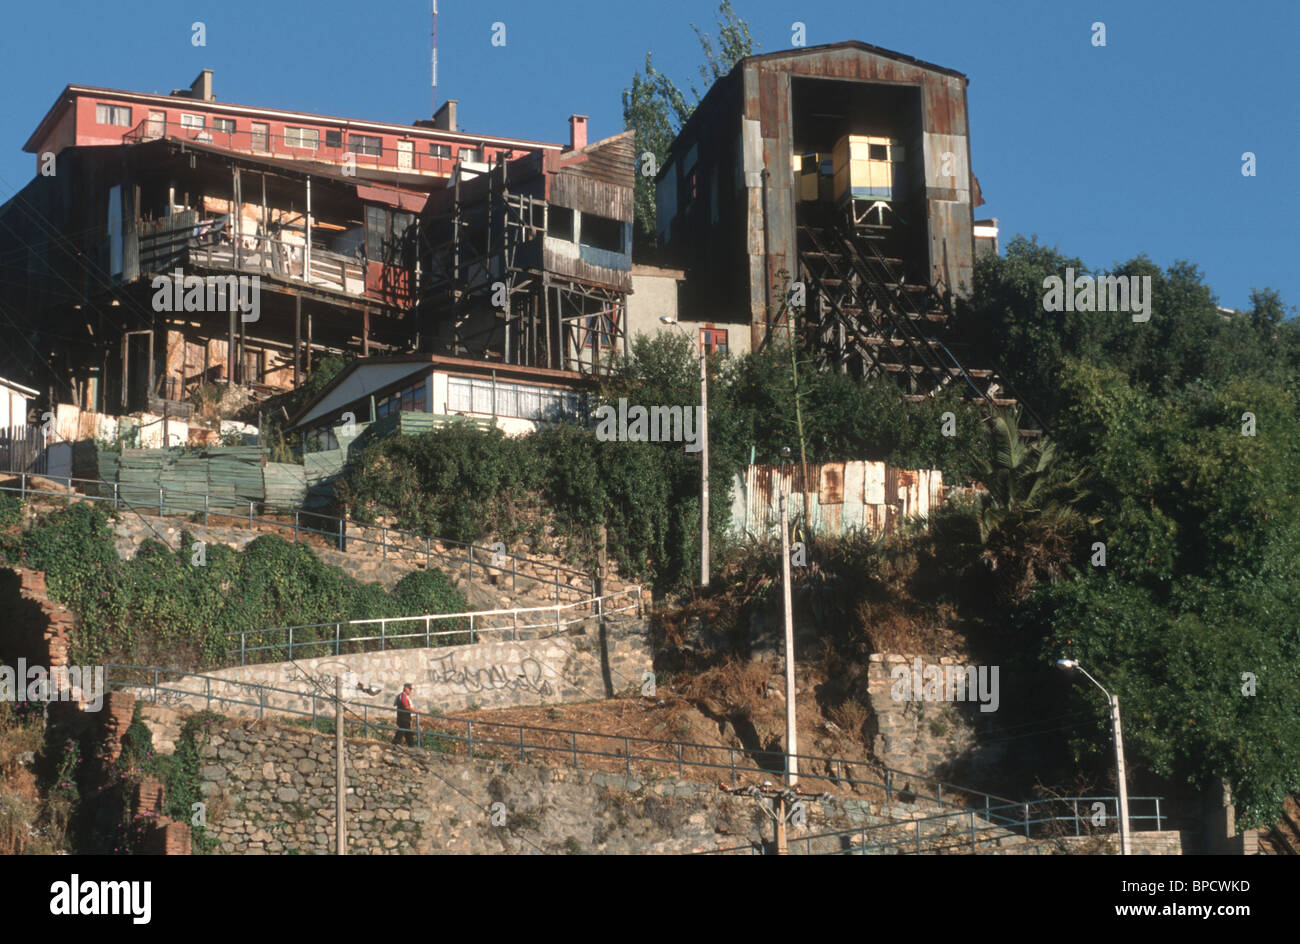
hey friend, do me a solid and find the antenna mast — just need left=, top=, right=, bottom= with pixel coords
left=431, top=1, right=438, bottom=112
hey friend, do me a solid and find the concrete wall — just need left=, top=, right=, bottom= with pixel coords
left=128, top=617, right=652, bottom=719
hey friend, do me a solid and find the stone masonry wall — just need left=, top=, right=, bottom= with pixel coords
left=196, top=714, right=971, bottom=855
left=866, top=652, right=1006, bottom=782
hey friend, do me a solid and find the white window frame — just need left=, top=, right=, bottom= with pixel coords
left=180, top=113, right=205, bottom=130
left=284, top=126, right=319, bottom=150
left=96, top=104, right=132, bottom=127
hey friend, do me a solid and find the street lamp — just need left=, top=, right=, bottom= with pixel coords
left=1056, top=658, right=1132, bottom=855
left=660, top=316, right=709, bottom=587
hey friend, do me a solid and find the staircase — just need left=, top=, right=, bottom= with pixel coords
left=1260, top=795, right=1300, bottom=854
left=796, top=204, right=1043, bottom=433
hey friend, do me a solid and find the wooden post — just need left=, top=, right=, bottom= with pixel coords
left=305, top=314, right=313, bottom=376
left=294, top=295, right=302, bottom=389
left=227, top=295, right=237, bottom=388
left=305, top=175, right=312, bottom=283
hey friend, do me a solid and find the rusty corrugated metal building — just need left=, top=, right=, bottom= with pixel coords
left=654, top=41, right=1024, bottom=412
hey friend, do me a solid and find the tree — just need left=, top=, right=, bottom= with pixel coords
left=967, top=411, right=1095, bottom=604
left=622, top=2, right=757, bottom=244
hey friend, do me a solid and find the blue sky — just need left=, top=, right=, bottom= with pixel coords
left=0, top=0, right=1295, bottom=311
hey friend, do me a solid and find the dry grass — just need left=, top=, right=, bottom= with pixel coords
left=0, top=700, right=70, bottom=855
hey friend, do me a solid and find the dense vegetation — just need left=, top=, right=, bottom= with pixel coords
left=0, top=502, right=467, bottom=669
left=971, top=239, right=1300, bottom=827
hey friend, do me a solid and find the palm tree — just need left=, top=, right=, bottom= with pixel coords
left=969, top=409, right=1097, bottom=603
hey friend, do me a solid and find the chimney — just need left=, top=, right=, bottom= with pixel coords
left=568, top=115, right=588, bottom=152
left=189, top=70, right=214, bottom=102
left=433, top=100, right=458, bottom=132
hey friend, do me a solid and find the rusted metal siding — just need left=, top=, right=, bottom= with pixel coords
left=732, top=460, right=945, bottom=538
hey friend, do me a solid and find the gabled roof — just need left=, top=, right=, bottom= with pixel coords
left=287, top=354, right=592, bottom=429
left=0, top=375, right=39, bottom=398
left=737, top=40, right=967, bottom=80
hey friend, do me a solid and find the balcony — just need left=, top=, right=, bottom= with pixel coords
left=138, top=211, right=367, bottom=298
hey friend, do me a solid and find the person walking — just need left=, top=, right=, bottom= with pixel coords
left=394, top=683, right=417, bottom=746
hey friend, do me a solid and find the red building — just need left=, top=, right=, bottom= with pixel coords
left=0, top=71, right=596, bottom=416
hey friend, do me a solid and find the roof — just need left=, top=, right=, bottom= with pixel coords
left=25, top=83, right=567, bottom=154
left=287, top=354, right=593, bottom=429
left=0, top=376, right=39, bottom=398
left=552, top=130, right=636, bottom=188
left=657, top=40, right=969, bottom=176
left=737, top=40, right=968, bottom=80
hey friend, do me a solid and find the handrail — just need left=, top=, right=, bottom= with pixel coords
left=226, top=586, right=644, bottom=665
left=106, top=664, right=1042, bottom=824
left=705, top=794, right=1166, bottom=855
left=122, top=117, right=462, bottom=177
left=0, top=469, right=596, bottom=604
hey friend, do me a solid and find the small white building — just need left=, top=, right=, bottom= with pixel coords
left=286, top=354, right=592, bottom=446
left=0, top=375, right=38, bottom=428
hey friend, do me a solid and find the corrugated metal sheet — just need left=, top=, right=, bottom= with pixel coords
left=730, top=460, right=945, bottom=538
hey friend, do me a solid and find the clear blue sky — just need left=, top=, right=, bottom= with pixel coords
left=0, top=0, right=1295, bottom=311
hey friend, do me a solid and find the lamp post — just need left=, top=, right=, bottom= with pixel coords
left=1057, top=659, right=1131, bottom=855
left=659, top=316, right=709, bottom=587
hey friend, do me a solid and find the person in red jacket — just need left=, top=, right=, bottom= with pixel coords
left=394, top=683, right=417, bottom=746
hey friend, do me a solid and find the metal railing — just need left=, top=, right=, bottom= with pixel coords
left=706, top=795, right=1166, bottom=855
left=0, top=470, right=597, bottom=606
left=226, top=587, right=643, bottom=665
left=122, top=117, right=466, bottom=177
left=109, top=665, right=1085, bottom=826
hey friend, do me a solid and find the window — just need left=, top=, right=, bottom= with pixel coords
left=212, top=117, right=236, bottom=135
left=429, top=143, right=451, bottom=158
left=285, top=126, right=319, bottom=149
left=547, top=206, right=574, bottom=241
left=250, top=122, right=269, bottom=151
left=701, top=328, right=729, bottom=356
left=446, top=377, right=583, bottom=422
left=579, top=214, right=624, bottom=254
left=584, top=311, right=617, bottom=349
left=96, top=104, right=132, bottom=127
left=325, top=129, right=342, bottom=148
left=180, top=113, right=205, bottom=130
left=365, top=207, right=415, bottom=263
left=869, top=143, right=889, bottom=161
left=350, top=134, right=382, bottom=157
left=458, top=146, right=482, bottom=163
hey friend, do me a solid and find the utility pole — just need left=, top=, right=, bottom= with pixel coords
left=699, top=340, right=709, bottom=587
left=778, top=448, right=798, bottom=853
left=335, top=674, right=346, bottom=856
left=659, top=316, right=710, bottom=588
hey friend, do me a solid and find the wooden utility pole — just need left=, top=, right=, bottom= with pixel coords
left=336, top=674, right=346, bottom=855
